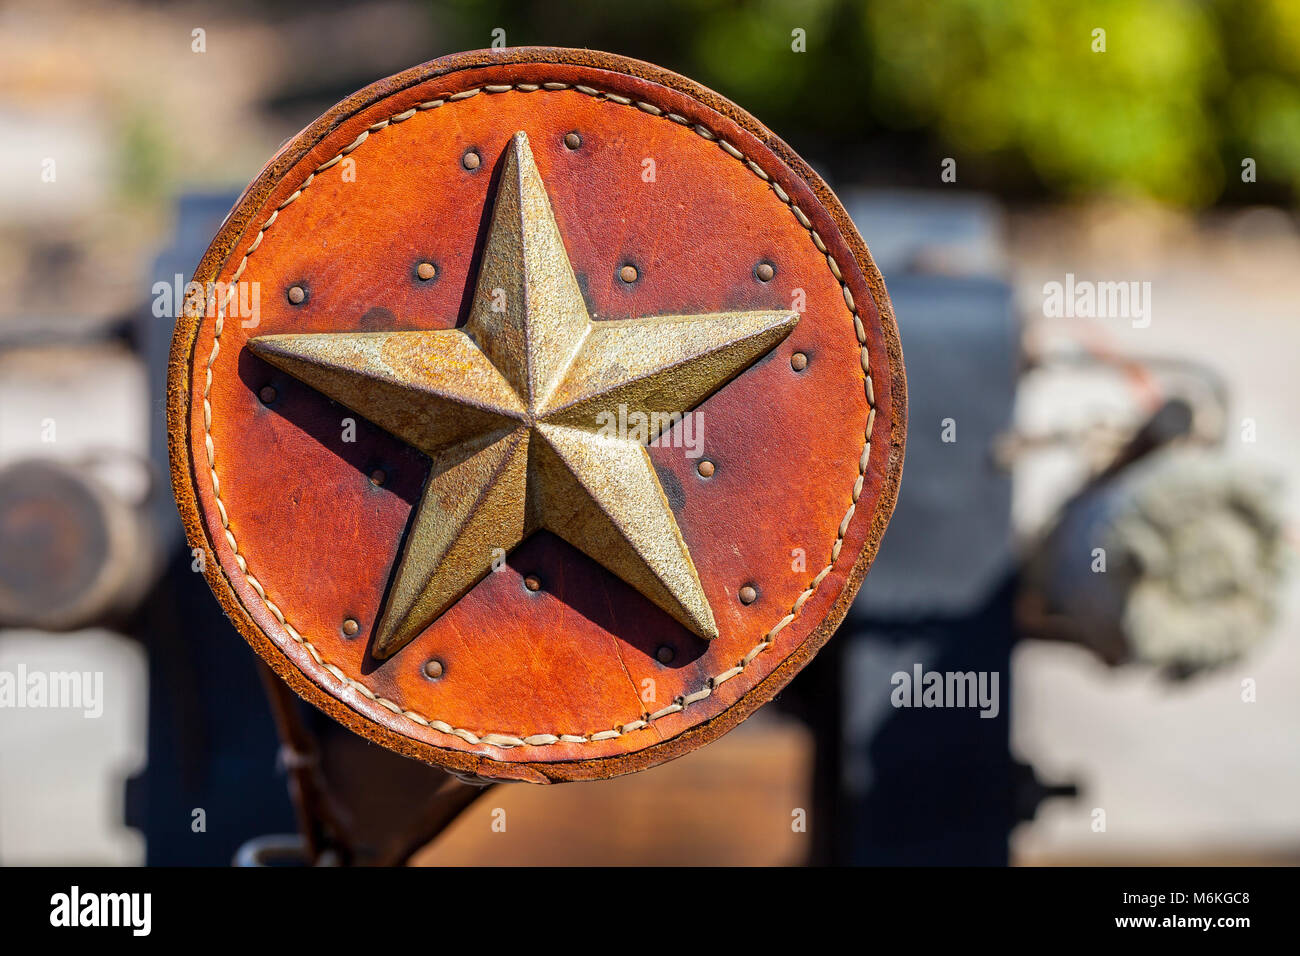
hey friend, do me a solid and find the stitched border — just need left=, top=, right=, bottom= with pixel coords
left=197, top=81, right=877, bottom=750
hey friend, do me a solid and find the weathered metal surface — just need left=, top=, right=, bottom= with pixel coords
left=1024, top=440, right=1285, bottom=675
left=0, top=458, right=154, bottom=630
left=251, top=133, right=797, bottom=658
left=168, top=48, right=906, bottom=782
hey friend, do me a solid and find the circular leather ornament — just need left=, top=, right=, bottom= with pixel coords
left=168, top=47, right=906, bottom=783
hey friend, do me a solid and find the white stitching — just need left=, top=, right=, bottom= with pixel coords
left=197, top=82, right=877, bottom=749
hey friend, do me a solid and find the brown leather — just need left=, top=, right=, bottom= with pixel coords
left=168, top=48, right=906, bottom=783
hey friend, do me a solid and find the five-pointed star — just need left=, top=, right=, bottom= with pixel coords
left=250, top=131, right=798, bottom=659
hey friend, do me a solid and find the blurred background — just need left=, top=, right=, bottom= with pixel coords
left=0, top=0, right=1296, bottom=865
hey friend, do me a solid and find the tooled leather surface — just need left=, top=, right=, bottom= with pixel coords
left=185, top=58, right=896, bottom=770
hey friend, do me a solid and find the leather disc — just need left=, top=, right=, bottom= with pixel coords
left=168, top=47, right=906, bottom=783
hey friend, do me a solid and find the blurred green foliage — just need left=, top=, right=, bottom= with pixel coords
left=440, top=0, right=1300, bottom=206
left=864, top=0, right=1224, bottom=204
left=117, top=108, right=176, bottom=203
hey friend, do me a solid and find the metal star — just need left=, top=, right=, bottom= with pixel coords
left=250, top=131, right=798, bottom=659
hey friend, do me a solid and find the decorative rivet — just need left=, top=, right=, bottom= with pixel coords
left=462, top=149, right=481, bottom=170
left=564, top=131, right=582, bottom=150
left=755, top=262, right=775, bottom=282
left=423, top=659, right=444, bottom=680
left=416, top=262, right=436, bottom=281
left=697, top=460, right=715, bottom=478
left=619, top=264, right=639, bottom=283
left=739, top=585, right=758, bottom=605
left=287, top=285, right=306, bottom=305
left=258, top=385, right=277, bottom=404
left=524, top=575, right=542, bottom=592
left=656, top=645, right=675, bottom=664
left=342, top=618, right=360, bottom=636
left=791, top=352, right=808, bottom=372
left=369, top=469, right=386, bottom=487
